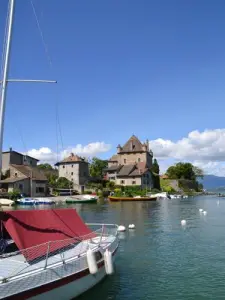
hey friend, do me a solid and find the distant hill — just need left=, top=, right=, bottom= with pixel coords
left=200, top=175, right=225, bottom=189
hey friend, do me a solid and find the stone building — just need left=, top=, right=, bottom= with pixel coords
left=55, top=153, right=89, bottom=193
left=104, top=135, right=154, bottom=188
left=2, top=148, right=38, bottom=173
left=0, top=149, right=47, bottom=197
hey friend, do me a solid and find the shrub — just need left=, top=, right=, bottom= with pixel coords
left=8, top=189, right=21, bottom=200
left=83, top=190, right=92, bottom=195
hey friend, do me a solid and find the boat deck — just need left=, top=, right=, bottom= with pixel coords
left=0, top=236, right=114, bottom=282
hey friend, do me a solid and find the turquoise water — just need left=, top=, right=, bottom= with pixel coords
left=8, top=195, right=225, bottom=299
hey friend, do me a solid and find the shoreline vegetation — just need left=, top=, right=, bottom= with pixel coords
left=0, top=160, right=214, bottom=201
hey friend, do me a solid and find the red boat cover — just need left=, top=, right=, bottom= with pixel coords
left=0, top=209, right=94, bottom=261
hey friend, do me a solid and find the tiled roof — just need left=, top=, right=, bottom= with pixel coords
left=10, top=164, right=47, bottom=181
left=104, top=165, right=121, bottom=172
left=55, top=153, right=86, bottom=165
left=119, top=135, right=144, bottom=153
left=117, top=165, right=136, bottom=176
left=129, top=168, right=148, bottom=176
left=109, top=155, right=118, bottom=162
left=0, top=176, right=27, bottom=183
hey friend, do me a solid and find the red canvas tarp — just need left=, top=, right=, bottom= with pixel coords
left=0, top=208, right=94, bottom=261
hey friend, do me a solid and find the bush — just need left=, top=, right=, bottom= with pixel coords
left=8, top=189, right=21, bottom=200
left=83, top=190, right=92, bottom=195
left=151, top=188, right=161, bottom=193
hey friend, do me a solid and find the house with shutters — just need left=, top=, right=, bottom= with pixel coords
left=0, top=148, right=47, bottom=196
left=55, top=153, right=90, bottom=193
left=104, top=135, right=154, bottom=188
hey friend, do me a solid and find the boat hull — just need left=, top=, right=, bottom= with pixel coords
left=30, top=261, right=110, bottom=300
left=65, top=198, right=97, bottom=204
left=16, top=201, right=35, bottom=205
left=4, top=249, right=117, bottom=300
left=108, top=196, right=157, bottom=202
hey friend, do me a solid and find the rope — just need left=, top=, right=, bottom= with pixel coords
left=30, top=0, right=64, bottom=161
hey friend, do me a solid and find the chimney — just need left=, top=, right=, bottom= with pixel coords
left=71, top=153, right=74, bottom=157
left=146, top=139, right=149, bottom=151
left=117, top=144, right=122, bottom=153
left=9, top=147, right=12, bottom=152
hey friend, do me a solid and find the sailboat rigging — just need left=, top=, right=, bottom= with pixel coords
left=0, top=2, right=119, bottom=299
left=0, top=0, right=56, bottom=178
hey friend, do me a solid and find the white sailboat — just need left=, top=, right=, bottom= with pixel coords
left=0, top=1, right=119, bottom=299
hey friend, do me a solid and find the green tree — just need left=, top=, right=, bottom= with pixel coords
left=37, top=163, right=54, bottom=170
left=89, top=157, right=108, bottom=178
left=47, top=173, right=58, bottom=187
left=193, top=166, right=204, bottom=179
left=106, top=181, right=115, bottom=190
left=151, top=158, right=160, bottom=190
left=166, top=162, right=203, bottom=181
left=151, top=158, right=160, bottom=174
left=56, top=177, right=73, bottom=189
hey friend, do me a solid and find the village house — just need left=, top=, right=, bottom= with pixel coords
left=0, top=148, right=48, bottom=197
left=55, top=153, right=90, bottom=193
left=104, top=135, right=154, bottom=188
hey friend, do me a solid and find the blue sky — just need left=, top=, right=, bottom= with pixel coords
left=1, top=0, right=225, bottom=174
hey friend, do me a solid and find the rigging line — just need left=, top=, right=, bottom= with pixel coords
left=30, top=0, right=52, bottom=68
left=16, top=126, right=28, bottom=155
left=30, top=0, right=64, bottom=158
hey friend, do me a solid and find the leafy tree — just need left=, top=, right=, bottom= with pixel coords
left=193, top=166, right=204, bottom=179
left=47, top=173, right=58, bottom=187
left=89, top=157, right=108, bottom=178
left=166, top=162, right=203, bottom=181
left=56, top=177, right=73, bottom=189
left=151, top=158, right=160, bottom=190
left=106, top=181, right=115, bottom=190
left=37, top=163, right=54, bottom=170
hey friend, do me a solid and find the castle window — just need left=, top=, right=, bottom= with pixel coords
left=72, top=165, right=73, bottom=168
left=138, top=158, right=141, bottom=162
left=63, top=165, right=65, bottom=168
left=120, top=180, right=125, bottom=184
left=71, top=172, right=73, bottom=175
left=132, top=181, right=136, bottom=185
left=124, top=159, right=126, bottom=164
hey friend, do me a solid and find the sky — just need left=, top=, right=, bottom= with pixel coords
left=1, top=0, right=225, bottom=175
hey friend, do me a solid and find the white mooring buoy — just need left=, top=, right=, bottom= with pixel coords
left=199, top=208, right=203, bottom=212
left=181, top=220, right=186, bottom=226
left=203, top=211, right=207, bottom=215
left=118, top=225, right=126, bottom=232
left=128, top=224, right=135, bottom=229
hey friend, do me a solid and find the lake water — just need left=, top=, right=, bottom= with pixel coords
left=7, top=195, right=225, bottom=299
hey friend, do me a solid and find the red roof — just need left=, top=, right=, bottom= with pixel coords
left=0, top=209, right=94, bottom=261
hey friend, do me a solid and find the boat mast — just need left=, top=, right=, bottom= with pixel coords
left=0, top=0, right=15, bottom=177
left=0, top=0, right=56, bottom=180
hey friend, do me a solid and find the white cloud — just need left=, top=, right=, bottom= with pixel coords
left=26, top=142, right=111, bottom=165
left=149, top=129, right=225, bottom=176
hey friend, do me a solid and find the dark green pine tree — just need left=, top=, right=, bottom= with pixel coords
left=151, top=159, right=160, bottom=190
